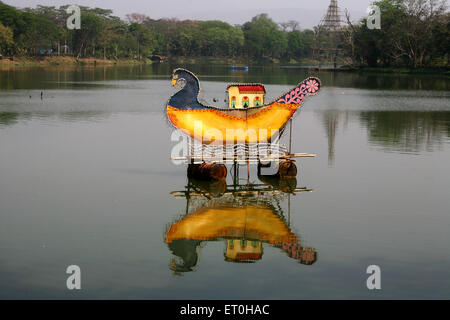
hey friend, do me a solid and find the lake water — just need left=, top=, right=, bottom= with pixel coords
left=0, top=64, right=449, bottom=299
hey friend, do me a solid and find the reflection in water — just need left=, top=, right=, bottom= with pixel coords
left=2, top=64, right=449, bottom=91
left=318, top=87, right=341, bottom=166
left=322, top=110, right=339, bottom=166
left=312, top=71, right=450, bottom=91
left=360, top=111, right=450, bottom=153
left=0, top=66, right=142, bottom=90
left=166, top=177, right=317, bottom=274
left=0, top=111, right=108, bottom=126
left=318, top=87, right=350, bottom=166
left=319, top=109, right=450, bottom=160
left=0, top=112, right=22, bottom=126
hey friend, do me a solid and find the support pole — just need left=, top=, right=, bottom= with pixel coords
left=289, top=118, right=293, bottom=154
left=288, top=193, right=291, bottom=227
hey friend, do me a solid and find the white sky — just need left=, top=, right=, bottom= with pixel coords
left=4, top=0, right=373, bottom=28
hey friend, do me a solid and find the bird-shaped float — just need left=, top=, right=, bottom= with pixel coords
left=166, top=68, right=321, bottom=144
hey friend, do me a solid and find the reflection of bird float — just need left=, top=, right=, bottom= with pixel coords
left=166, top=205, right=297, bottom=245
left=165, top=203, right=317, bottom=265
left=166, top=69, right=321, bottom=144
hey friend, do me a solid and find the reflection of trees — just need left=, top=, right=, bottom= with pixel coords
left=0, top=112, right=21, bottom=126
left=0, top=111, right=108, bottom=127
left=360, top=111, right=450, bottom=153
left=0, top=66, right=144, bottom=90
left=57, top=111, right=107, bottom=122
left=307, top=71, right=450, bottom=91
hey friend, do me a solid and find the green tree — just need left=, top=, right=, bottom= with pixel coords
left=0, top=22, right=13, bottom=54
left=286, top=29, right=314, bottom=59
left=73, top=12, right=104, bottom=57
left=196, top=21, right=243, bottom=57
left=429, top=14, right=449, bottom=65
left=168, top=23, right=196, bottom=56
left=351, top=0, right=448, bottom=67
left=128, top=22, right=154, bottom=59
left=242, top=14, right=287, bottom=59
left=0, top=2, right=27, bottom=38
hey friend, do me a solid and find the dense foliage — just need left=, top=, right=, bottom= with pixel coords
left=0, top=0, right=448, bottom=68
left=347, top=0, right=449, bottom=67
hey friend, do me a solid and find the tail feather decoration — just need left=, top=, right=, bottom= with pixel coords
left=276, top=77, right=321, bottom=105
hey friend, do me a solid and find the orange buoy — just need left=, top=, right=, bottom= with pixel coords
left=187, top=163, right=227, bottom=181
left=278, top=161, right=297, bottom=178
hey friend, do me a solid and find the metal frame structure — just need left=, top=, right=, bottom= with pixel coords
left=312, top=0, right=345, bottom=69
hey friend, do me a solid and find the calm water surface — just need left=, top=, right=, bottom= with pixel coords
left=0, top=64, right=449, bottom=299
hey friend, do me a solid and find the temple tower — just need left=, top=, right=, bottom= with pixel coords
left=313, top=0, right=345, bottom=68
left=319, top=0, right=343, bottom=31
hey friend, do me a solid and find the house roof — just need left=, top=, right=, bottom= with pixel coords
left=226, top=84, right=266, bottom=93
left=235, top=253, right=262, bottom=260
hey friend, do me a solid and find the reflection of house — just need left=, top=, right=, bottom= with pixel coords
left=226, top=84, right=265, bottom=109
left=225, top=239, right=263, bottom=263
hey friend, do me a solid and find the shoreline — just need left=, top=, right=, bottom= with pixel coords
left=0, top=56, right=150, bottom=68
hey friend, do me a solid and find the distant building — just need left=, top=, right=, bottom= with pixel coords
left=61, top=45, right=71, bottom=54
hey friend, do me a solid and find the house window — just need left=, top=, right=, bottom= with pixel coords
left=231, top=96, right=236, bottom=108
left=242, top=96, right=249, bottom=108
left=254, top=96, right=261, bottom=106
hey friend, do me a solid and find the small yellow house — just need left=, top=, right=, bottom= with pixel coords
left=224, top=239, right=263, bottom=262
left=226, top=84, right=266, bottom=109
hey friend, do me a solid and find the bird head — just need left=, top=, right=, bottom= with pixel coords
left=171, top=68, right=199, bottom=91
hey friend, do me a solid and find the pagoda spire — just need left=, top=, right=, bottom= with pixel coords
left=312, top=0, right=345, bottom=69
left=318, top=0, right=343, bottom=32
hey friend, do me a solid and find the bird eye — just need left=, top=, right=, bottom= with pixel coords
left=173, top=77, right=186, bottom=90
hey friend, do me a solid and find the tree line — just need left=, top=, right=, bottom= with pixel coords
left=0, top=2, right=313, bottom=61
left=0, top=0, right=448, bottom=68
